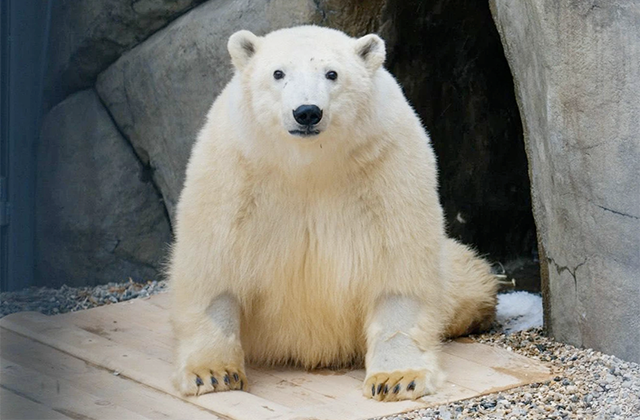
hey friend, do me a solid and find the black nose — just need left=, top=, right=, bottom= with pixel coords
left=293, top=105, right=323, bottom=126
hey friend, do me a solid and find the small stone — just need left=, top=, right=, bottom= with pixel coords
left=609, top=405, right=621, bottom=415
left=481, top=400, right=497, bottom=409
left=439, top=410, right=452, bottom=420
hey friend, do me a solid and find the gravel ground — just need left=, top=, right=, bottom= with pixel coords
left=0, top=279, right=168, bottom=318
left=1, top=283, right=638, bottom=419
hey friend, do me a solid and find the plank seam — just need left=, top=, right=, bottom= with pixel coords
left=0, top=326, right=233, bottom=420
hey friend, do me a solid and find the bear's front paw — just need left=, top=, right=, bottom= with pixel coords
left=363, top=368, right=443, bottom=402
left=173, top=363, right=247, bottom=396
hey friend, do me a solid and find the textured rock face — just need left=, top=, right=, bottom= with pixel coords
left=314, top=0, right=393, bottom=37
left=45, top=0, right=206, bottom=109
left=36, top=90, right=172, bottom=287
left=96, top=0, right=392, bottom=220
left=491, top=0, right=640, bottom=362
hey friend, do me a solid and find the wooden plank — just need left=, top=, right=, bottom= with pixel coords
left=245, top=368, right=334, bottom=408
left=50, top=296, right=551, bottom=402
left=52, top=304, right=365, bottom=417
left=0, top=387, right=74, bottom=420
left=12, top=304, right=543, bottom=394
left=0, top=329, right=220, bottom=420
left=51, top=299, right=421, bottom=419
left=57, top=304, right=346, bottom=412
left=0, top=294, right=552, bottom=420
left=58, top=299, right=174, bottom=363
left=40, top=302, right=431, bottom=419
left=0, top=313, right=294, bottom=420
left=1, top=356, right=154, bottom=420
left=259, top=367, right=429, bottom=419
left=447, top=339, right=552, bottom=384
left=144, top=292, right=171, bottom=310
left=245, top=367, right=423, bottom=420
left=440, top=353, right=521, bottom=393
left=2, top=312, right=412, bottom=420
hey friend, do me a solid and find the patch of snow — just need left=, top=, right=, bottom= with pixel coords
left=496, top=291, right=543, bottom=333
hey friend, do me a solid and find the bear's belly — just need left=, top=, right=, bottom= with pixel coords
left=235, top=200, right=372, bottom=368
left=241, top=289, right=366, bottom=368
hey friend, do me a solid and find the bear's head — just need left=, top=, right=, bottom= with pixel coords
left=227, top=26, right=386, bottom=142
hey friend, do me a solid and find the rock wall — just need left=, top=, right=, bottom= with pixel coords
left=36, top=90, right=172, bottom=287
left=491, top=0, right=640, bottom=363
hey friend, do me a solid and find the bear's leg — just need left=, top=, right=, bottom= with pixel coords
left=363, top=295, right=444, bottom=402
left=172, top=293, right=247, bottom=396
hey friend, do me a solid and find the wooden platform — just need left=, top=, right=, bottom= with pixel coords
left=0, top=293, right=551, bottom=420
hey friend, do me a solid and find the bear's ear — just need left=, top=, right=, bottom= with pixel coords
left=354, top=34, right=386, bottom=72
left=228, top=30, right=261, bottom=70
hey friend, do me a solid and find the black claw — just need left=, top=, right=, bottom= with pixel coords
left=393, top=384, right=401, bottom=394
left=195, top=376, right=204, bottom=386
left=224, top=374, right=230, bottom=385
left=377, top=383, right=383, bottom=395
left=372, top=384, right=376, bottom=396
left=211, top=376, right=218, bottom=386
left=407, top=381, right=416, bottom=391
left=233, top=372, right=239, bottom=382
left=383, top=385, right=389, bottom=394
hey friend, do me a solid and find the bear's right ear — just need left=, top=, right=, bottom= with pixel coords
left=354, top=34, right=386, bottom=72
left=228, top=30, right=261, bottom=70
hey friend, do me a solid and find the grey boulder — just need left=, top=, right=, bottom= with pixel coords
left=491, top=0, right=640, bottom=362
left=44, top=0, right=206, bottom=108
left=36, top=90, right=172, bottom=287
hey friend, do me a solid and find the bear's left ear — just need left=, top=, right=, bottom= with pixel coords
left=228, top=30, right=261, bottom=70
left=354, top=34, right=386, bottom=72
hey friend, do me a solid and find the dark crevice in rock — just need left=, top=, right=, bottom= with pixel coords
left=594, top=204, right=639, bottom=220
left=385, top=0, right=538, bottom=273
left=95, top=91, right=173, bottom=235
left=111, top=238, right=121, bottom=253
left=312, top=0, right=328, bottom=22
left=547, top=257, right=587, bottom=292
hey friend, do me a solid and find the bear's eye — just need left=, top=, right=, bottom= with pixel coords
left=273, top=70, right=285, bottom=80
left=325, top=70, right=338, bottom=81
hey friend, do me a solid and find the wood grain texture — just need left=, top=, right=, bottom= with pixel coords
left=0, top=293, right=552, bottom=420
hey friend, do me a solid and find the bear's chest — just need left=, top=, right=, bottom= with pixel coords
left=232, top=182, right=385, bottom=293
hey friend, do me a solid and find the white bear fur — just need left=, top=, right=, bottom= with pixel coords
left=169, top=26, right=498, bottom=401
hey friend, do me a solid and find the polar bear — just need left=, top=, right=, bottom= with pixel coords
left=169, top=25, right=498, bottom=402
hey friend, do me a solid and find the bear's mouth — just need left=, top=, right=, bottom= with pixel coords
left=289, top=128, right=321, bottom=137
